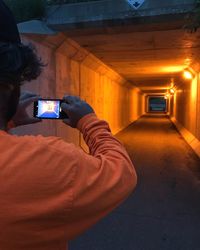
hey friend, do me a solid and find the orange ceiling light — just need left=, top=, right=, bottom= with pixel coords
left=169, top=88, right=176, bottom=94
left=164, top=93, right=170, bottom=99
left=160, top=66, right=183, bottom=73
left=183, top=68, right=195, bottom=80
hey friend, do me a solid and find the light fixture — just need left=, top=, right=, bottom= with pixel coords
left=164, top=93, right=170, bottom=99
left=183, top=68, right=195, bottom=80
left=169, top=88, right=175, bottom=94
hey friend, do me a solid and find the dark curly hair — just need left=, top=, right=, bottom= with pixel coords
left=0, top=42, right=45, bottom=123
left=0, top=42, right=44, bottom=85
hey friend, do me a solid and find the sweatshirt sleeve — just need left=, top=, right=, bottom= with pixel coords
left=65, top=113, right=137, bottom=240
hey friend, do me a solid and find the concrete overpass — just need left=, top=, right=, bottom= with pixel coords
left=15, top=1, right=200, bottom=249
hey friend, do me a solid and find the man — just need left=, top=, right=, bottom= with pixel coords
left=0, top=1, right=137, bottom=249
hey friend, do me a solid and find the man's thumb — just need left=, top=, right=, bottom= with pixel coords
left=61, top=103, right=71, bottom=113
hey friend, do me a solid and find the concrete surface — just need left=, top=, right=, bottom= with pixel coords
left=172, top=72, right=200, bottom=142
left=17, top=19, right=200, bottom=157
left=64, top=28, right=200, bottom=93
left=17, top=20, right=57, bottom=35
left=46, top=0, right=194, bottom=29
left=171, top=117, right=200, bottom=158
left=69, top=114, right=200, bottom=250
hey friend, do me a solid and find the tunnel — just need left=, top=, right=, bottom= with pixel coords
left=15, top=0, right=200, bottom=249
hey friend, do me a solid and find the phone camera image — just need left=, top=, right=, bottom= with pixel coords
left=34, top=99, right=68, bottom=119
left=37, top=100, right=60, bottom=119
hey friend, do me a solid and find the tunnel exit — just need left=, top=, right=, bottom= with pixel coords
left=147, top=96, right=167, bottom=113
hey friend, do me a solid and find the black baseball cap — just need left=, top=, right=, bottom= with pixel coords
left=0, top=0, right=21, bottom=43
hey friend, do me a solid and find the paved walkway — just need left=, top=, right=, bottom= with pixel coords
left=69, top=115, right=200, bottom=250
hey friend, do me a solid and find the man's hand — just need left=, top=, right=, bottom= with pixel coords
left=61, top=95, right=94, bottom=128
left=12, top=91, right=42, bottom=127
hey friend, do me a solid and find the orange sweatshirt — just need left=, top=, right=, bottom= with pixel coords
left=0, top=113, right=137, bottom=250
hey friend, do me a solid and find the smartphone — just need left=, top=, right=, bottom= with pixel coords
left=33, top=99, right=68, bottom=119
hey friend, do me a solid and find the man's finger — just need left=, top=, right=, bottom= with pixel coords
left=63, top=95, right=80, bottom=104
left=61, top=102, right=71, bottom=113
left=20, top=91, right=39, bottom=100
left=21, top=96, right=41, bottom=107
left=63, top=96, right=73, bottom=104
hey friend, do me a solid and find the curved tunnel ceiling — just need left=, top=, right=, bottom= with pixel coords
left=64, top=28, right=200, bottom=94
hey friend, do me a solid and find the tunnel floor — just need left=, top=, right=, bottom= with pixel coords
left=69, top=114, right=200, bottom=250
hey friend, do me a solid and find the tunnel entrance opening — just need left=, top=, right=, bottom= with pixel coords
left=148, top=96, right=167, bottom=113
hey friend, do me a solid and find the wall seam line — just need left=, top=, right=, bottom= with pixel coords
left=196, top=72, right=200, bottom=138
left=79, top=61, right=82, bottom=148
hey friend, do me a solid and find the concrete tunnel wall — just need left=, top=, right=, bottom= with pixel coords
left=10, top=35, right=145, bottom=151
left=170, top=71, right=200, bottom=157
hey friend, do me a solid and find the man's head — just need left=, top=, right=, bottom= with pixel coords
left=0, top=0, right=44, bottom=124
left=0, top=42, right=44, bottom=123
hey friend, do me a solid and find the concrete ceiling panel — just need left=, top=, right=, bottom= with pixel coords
left=67, top=28, right=200, bottom=92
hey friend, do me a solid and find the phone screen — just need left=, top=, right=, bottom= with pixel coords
left=34, top=99, right=68, bottom=119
